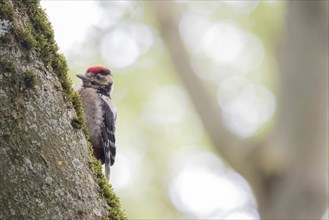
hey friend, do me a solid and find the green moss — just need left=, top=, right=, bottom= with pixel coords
left=0, top=34, right=11, bottom=44
left=14, top=27, right=36, bottom=50
left=0, top=60, right=16, bottom=73
left=12, top=15, right=36, bottom=50
left=0, top=0, right=14, bottom=20
left=23, top=71, right=37, bottom=88
left=89, top=158, right=127, bottom=220
left=71, top=116, right=83, bottom=129
left=51, top=54, right=73, bottom=100
left=0, top=62, right=20, bottom=90
left=23, top=0, right=57, bottom=63
left=12, top=0, right=57, bottom=62
left=28, top=3, right=53, bottom=38
left=14, top=120, right=22, bottom=129
left=71, top=93, right=90, bottom=137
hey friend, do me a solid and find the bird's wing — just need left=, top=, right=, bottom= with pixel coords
left=100, top=96, right=117, bottom=168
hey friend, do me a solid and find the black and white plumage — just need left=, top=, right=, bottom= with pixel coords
left=75, top=66, right=117, bottom=180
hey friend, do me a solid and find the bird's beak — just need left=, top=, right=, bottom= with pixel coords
left=76, top=74, right=91, bottom=82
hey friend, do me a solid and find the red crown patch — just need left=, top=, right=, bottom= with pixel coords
left=86, top=66, right=110, bottom=74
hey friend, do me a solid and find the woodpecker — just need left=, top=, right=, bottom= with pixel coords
left=75, top=66, right=117, bottom=180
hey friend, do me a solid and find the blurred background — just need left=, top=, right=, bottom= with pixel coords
left=40, top=1, right=328, bottom=219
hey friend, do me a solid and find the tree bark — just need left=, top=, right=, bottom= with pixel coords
left=0, top=1, right=126, bottom=219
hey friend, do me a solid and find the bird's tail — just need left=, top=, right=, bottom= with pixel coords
left=105, top=161, right=110, bottom=180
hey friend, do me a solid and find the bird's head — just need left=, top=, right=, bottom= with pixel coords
left=77, top=66, right=114, bottom=95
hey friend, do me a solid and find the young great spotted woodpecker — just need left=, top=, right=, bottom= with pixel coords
left=75, top=66, right=117, bottom=180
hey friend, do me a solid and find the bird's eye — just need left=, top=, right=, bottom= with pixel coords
left=95, top=75, right=102, bottom=80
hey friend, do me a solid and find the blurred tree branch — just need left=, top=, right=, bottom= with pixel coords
left=150, top=0, right=259, bottom=175
left=151, top=1, right=328, bottom=219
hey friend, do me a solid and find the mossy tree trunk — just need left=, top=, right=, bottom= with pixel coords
left=0, top=1, right=126, bottom=219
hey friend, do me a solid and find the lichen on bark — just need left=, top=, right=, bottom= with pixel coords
left=0, top=0, right=126, bottom=219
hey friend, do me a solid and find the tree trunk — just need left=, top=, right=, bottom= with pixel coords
left=261, top=1, right=328, bottom=218
left=0, top=1, right=126, bottom=219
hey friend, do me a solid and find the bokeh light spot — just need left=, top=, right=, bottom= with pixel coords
left=179, top=12, right=211, bottom=55
left=169, top=151, right=255, bottom=218
left=322, top=209, right=329, bottom=220
left=100, top=23, right=154, bottom=69
left=98, top=1, right=134, bottom=29
left=100, top=29, right=139, bottom=69
left=114, top=23, right=154, bottom=55
left=100, top=30, right=139, bottom=68
left=202, top=22, right=243, bottom=63
left=232, top=33, right=265, bottom=74
left=170, top=168, right=250, bottom=217
left=218, top=76, right=276, bottom=137
left=107, top=153, right=132, bottom=191
left=41, top=1, right=102, bottom=52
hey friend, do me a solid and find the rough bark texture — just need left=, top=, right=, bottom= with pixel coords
left=151, top=1, right=328, bottom=219
left=0, top=1, right=126, bottom=219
